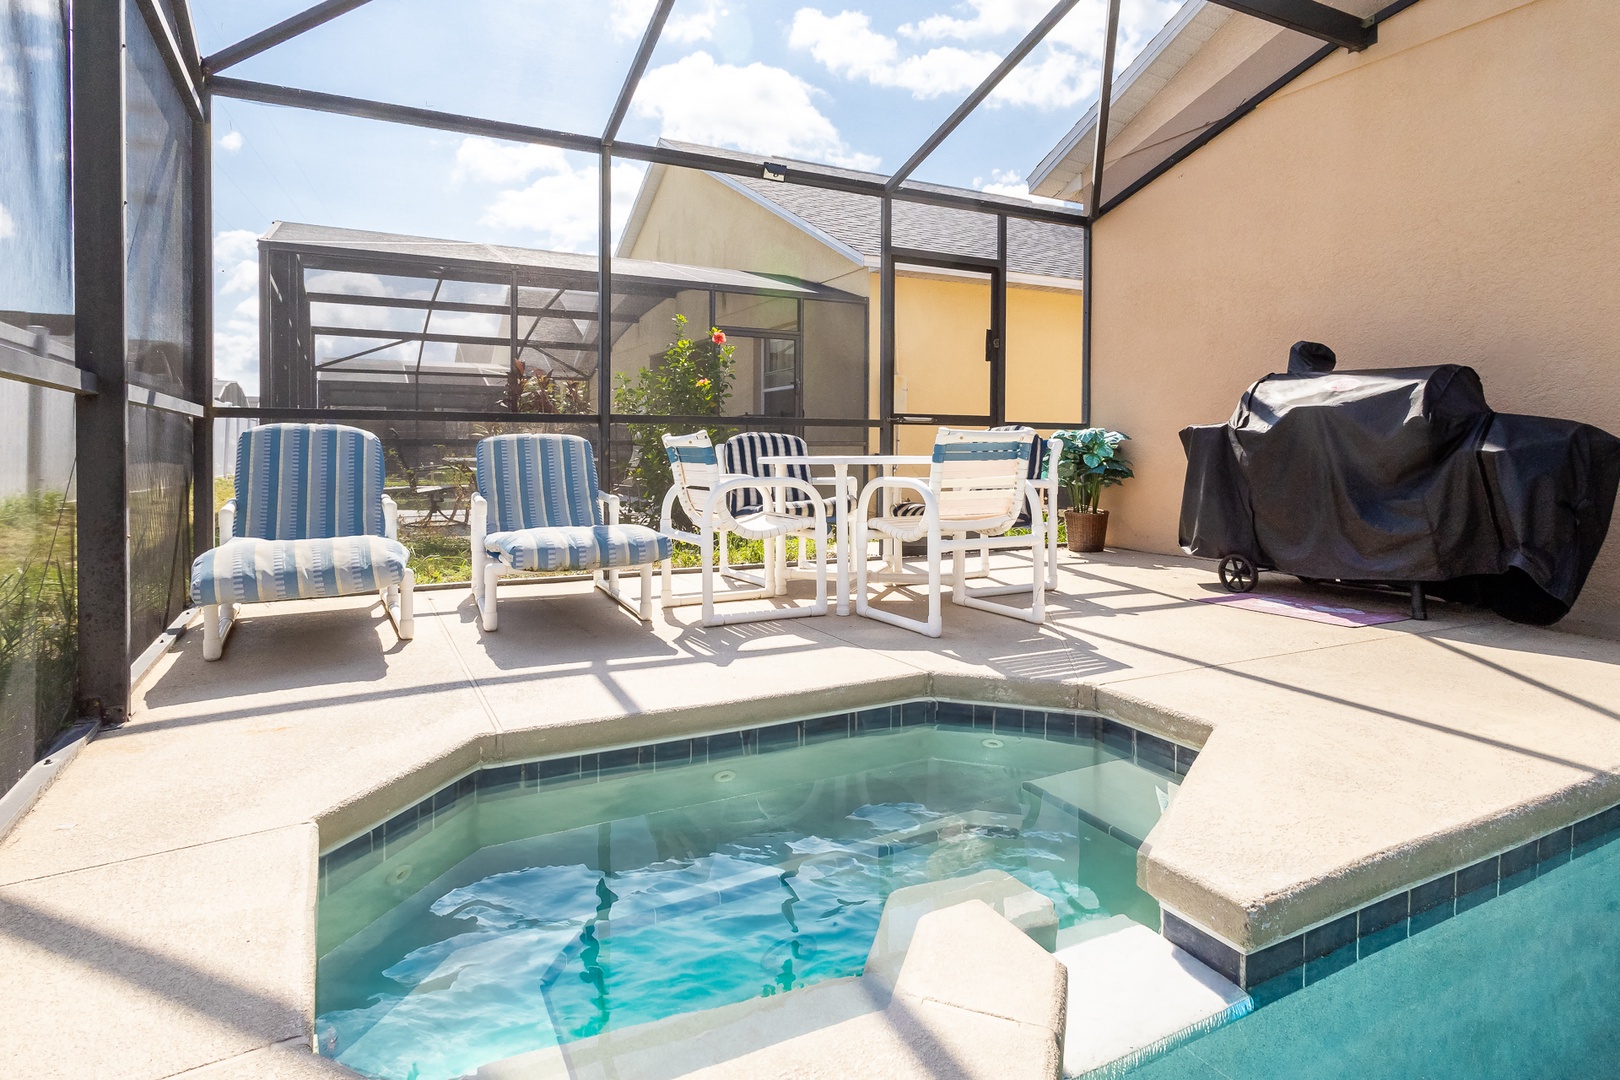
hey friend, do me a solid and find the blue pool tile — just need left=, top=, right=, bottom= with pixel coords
left=650, top=740, right=692, bottom=769
left=1574, top=806, right=1620, bottom=856
left=983, top=704, right=1015, bottom=732
left=1044, top=711, right=1079, bottom=742
left=1456, top=857, right=1500, bottom=913
left=1358, top=918, right=1409, bottom=957
left=757, top=721, right=802, bottom=753
left=1498, top=839, right=1539, bottom=892
left=1163, top=912, right=1241, bottom=986
left=1359, top=892, right=1410, bottom=936
left=854, top=707, right=894, bottom=735
left=596, top=747, right=643, bottom=776
left=803, top=713, right=851, bottom=744
left=1249, top=969, right=1304, bottom=1008
left=536, top=756, right=582, bottom=786
left=1135, top=733, right=1177, bottom=776
left=1098, top=718, right=1135, bottom=758
left=324, top=832, right=374, bottom=876
left=1303, top=913, right=1357, bottom=962
left=382, top=803, right=428, bottom=857
left=935, top=701, right=975, bottom=730
left=1014, top=709, right=1045, bottom=738
left=1174, top=745, right=1197, bottom=776
left=900, top=700, right=933, bottom=727
left=1408, top=875, right=1455, bottom=934
left=1244, top=935, right=1304, bottom=987
left=1537, top=826, right=1573, bottom=872
left=706, top=730, right=754, bottom=760
left=1305, top=941, right=1357, bottom=985
left=478, top=763, right=523, bottom=798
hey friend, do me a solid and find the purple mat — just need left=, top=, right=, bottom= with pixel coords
left=1196, top=592, right=1407, bottom=626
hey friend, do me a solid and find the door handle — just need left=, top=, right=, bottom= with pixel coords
left=984, top=329, right=1000, bottom=362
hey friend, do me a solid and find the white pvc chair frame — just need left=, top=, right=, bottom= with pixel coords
left=659, top=474, right=830, bottom=627
left=470, top=490, right=653, bottom=632
left=855, top=434, right=1049, bottom=638
left=202, top=494, right=415, bottom=661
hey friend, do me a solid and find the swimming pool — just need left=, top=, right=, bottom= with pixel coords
left=312, top=701, right=1185, bottom=1080
left=1124, top=811, right=1620, bottom=1079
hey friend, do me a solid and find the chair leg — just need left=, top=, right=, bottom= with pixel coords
left=397, top=569, right=416, bottom=640
left=926, top=530, right=943, bottom=637
left=481, top=562, right=501, bottom=631
left=639, top=564, right=654, bottom=621
left=701, top=525, right=718, bottom=627
left=202, top=602, right=231, bottom=661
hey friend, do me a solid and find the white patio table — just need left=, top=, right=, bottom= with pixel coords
left=759, top=453, right=931, bottom=615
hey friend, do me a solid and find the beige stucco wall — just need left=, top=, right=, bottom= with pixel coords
left=1089, top=0, right=1620, bottom=637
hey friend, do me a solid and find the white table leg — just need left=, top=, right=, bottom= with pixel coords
left=835, top=462, right=851, bottom=615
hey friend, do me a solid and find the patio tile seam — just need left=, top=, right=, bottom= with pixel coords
left=0, top=823, right=306, bottom=891
left=421, top=593, right=505, bottom=733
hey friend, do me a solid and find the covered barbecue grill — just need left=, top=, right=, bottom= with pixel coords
left=1179, top=343, right=1620, bottom=624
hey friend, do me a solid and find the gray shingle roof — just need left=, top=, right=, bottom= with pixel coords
left=658, top=142, right=1084, bottom=282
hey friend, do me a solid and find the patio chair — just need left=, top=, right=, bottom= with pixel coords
left=854, top=427, right=1047, bottom=637
left=660, top=431, right=829, bottom=626
left=719, top=430, right=851, bottom=590
left=471, top=433, right=670, bottom=632
left=190, top=423, right=414, bottom=661
left=888, top=427, right=1061, bottom=590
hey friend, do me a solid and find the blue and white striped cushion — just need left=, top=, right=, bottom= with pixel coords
left=477, top=434, right=602, bottom=532
left=190, top=535, right=408, bottom=606
left=235, top=424, right=385, bottom=540
left=484, top=524, right=672, bottom=573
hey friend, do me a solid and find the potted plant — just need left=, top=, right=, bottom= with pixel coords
left=1053, top=428, right=1132, bottom=553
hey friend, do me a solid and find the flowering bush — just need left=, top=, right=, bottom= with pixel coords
left=498, top=361, right=591, bottom=414
left=614, top=314, right=736, bottom=520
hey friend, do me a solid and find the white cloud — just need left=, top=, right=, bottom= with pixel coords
left=0, top=202, right=14, bottom=240
left=900, top=0, right=1054, bottom=42
left=451, top=137, right=646, bottom=252
left=214, top=229, right=259, bottom=294
left=789, top=10, right=995, bottom=100
left=214, top=296, right=259, bottom=385
left=991, top=49, right=1099, bottom=109
left=611, top=0, right=725, bottom=43
left=481, top=159, right=646, bottom=253
left=220, top=131, right=244, bottom=152
left=973, top=168, right=1071, bottom=207
left=634, top=51, right=880, bottom=169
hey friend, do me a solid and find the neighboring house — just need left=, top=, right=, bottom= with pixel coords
left=1029, top=0, right=1620, bottom=637
left=617, top=142, right=1086, bottom=456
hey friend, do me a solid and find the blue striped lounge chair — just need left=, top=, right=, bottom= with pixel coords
left=189, top=423, right=414, bottom=661
left=471, top=433, right=671, bottom=631
left=855, top=427, right=1048, bottom=637
left=659, top=431, right=829, bottom=626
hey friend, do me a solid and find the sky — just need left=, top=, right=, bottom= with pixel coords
left=194, top=0, right=1184, bottom=385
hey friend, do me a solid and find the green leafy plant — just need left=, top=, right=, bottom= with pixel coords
left=1052, top=428, right=1133, bottom=514
left=613, top=314, right=736, bottom=522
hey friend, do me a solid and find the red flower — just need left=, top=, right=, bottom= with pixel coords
left=711, top=330, right=727, bottom=345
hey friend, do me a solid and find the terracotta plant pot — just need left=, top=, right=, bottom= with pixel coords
left=1065, top=509, right=1109, bottom=553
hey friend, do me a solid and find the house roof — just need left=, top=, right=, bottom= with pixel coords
left=1028, top=0, right=1385, bottom=208
left=619, top=141, right=1085, bottom=284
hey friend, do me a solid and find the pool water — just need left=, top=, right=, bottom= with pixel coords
left=1125, top=825, right=1620, bottom=1079
left=314, top=719, right=1174, bottom=1080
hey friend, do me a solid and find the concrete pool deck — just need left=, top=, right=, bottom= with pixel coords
left=2, top=549, right=1619, bottom=1078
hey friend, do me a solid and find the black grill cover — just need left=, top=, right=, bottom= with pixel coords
left=1179, top=363, right=1620, bottom=624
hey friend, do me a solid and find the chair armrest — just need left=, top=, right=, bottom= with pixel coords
left=599, top=492, right=621, bottom=526
left=701, top=476, right=828, bottom=527
left=381, top=494, right=400, bottom=540
left=217, top=498, right=237, bottom=543
left=470, top=493, right=488, bottom=547
left=857, top=476, right=937, bottom=519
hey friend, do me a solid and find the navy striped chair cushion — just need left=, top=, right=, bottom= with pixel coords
left=191, top=535, right=408, bottom=606
left=234, top=424, right=386, bottom=540
left=721, top=431, right=821, bottom=518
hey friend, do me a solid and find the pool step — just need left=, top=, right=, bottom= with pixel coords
left=1056, top=920, right=1251, bottom=1078
left=1023, top=760, right=1178, bottom=849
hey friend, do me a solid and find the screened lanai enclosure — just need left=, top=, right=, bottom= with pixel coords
left=0, top=0, right=1394, bottom=786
